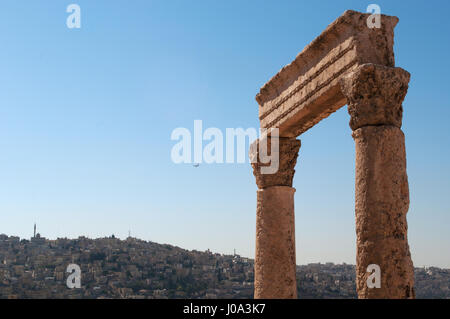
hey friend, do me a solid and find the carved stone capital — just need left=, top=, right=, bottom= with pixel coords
left=250, top=137, right=301, bottom=189
left=340, top=63, right=410, bottom=131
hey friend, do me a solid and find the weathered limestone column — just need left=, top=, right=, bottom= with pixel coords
left=340, top=63, right=415, bottom=299
left=250, top=137, right=301, bottom=299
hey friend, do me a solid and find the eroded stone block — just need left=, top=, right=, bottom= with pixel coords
left=340, top=63, right=410, bottom=131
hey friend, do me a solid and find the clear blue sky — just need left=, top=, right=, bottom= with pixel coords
left=0, top=0, right=449, bottom=267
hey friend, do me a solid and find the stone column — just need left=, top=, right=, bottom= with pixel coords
left=340, top=63, right=415, bottom=299
left=250, top=137, right=301, bottom=299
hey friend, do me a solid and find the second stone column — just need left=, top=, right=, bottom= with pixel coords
left=251, top=137, right=301, bottom=299
left=340, top=63, right=415, bottom=299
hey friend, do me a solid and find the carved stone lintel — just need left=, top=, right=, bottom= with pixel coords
left=339, top=63, right=410, bottom=131
left=250, top=137, right=301, bottom=189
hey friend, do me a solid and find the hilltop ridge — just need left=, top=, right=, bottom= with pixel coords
left=0, top=234, right=448, bottom=299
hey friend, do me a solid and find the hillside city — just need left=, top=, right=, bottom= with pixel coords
left=0, top=233, right=448, bottom=299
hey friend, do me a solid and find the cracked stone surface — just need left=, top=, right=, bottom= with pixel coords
left=353, top=126, right=415, bottom=299
left=254, top=186, right=297, bottom=299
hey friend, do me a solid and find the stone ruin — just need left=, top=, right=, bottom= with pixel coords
left=250, top=10, right=415, bottom=299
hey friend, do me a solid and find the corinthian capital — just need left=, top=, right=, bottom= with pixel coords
left=250, top=137, right=301, bottom=189
left=340, top=63, right=410, bottom=131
